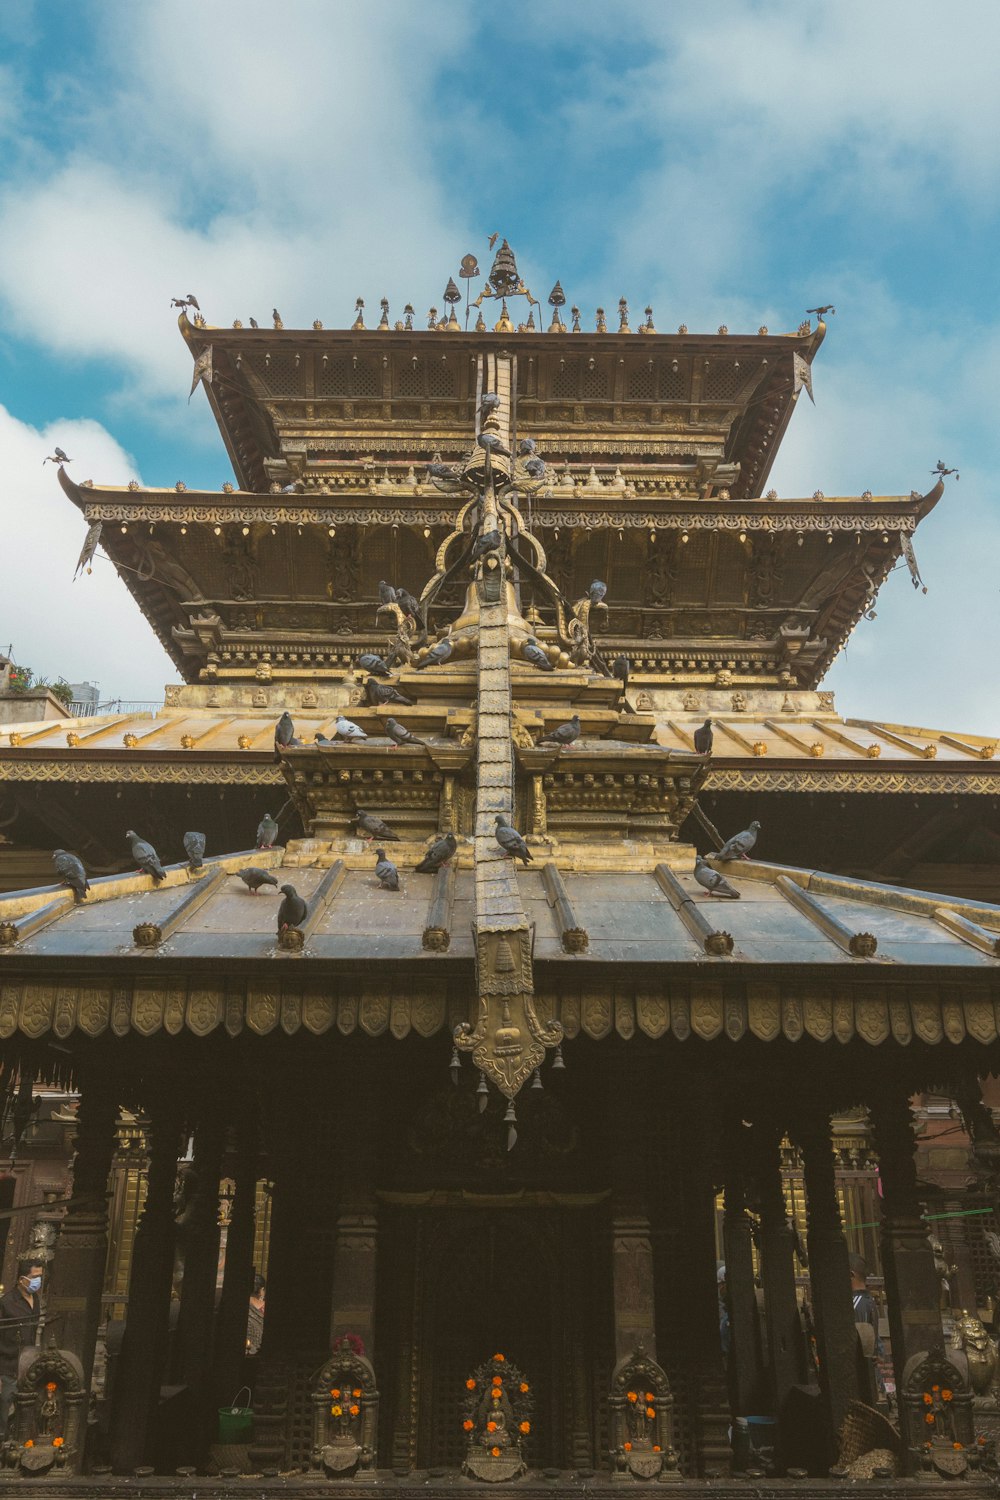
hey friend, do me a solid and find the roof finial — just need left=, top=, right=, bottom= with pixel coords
left=548, top=281, right=566, bottom=333
left=352, top=298, right=365, bottom=331
left=488, top=239, right=520, bottom=297
left=618, top=297, right=631, bottom=334
left=595, top=307, right=607, bottom=334
left=378, top=298, right=390, bottom=331
left=571, top=306, right=581, bottom=333
left=640, top=306, right=655, bottom=335
left=403, top=304, right=414, bottom=331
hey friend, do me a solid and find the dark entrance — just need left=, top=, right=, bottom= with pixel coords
left=377, top=1201, right=612, bottom=1470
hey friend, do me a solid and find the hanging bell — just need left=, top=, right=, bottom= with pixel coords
left=449, top=1046, right=461, bottom=1086
left=503, top=1099, right=517, bottom=1151
left=531, top=1068, right=543, bottom=1090
left=551, top=1044, right=566, bottom=1071
left=476, top=1072, right=489, bottom=1112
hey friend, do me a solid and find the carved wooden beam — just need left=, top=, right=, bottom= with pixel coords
left=809, top=720, right=881, bottom=758
left=774, top=874, right=877, bottom=957
left=763, top=719, right=824, bottom=757
left=422, top=865, right=456, bottom=952
left=653, top=863, right=733, bottom=956
left=541, top=863, right=588, bottom=953
left=278, top=860, right=346, bottom=952
left=932, top=908, right=1000, bottom=958
left=0, top=893, right=75, bottom=948
left=132, top=866, right=228, bottom=947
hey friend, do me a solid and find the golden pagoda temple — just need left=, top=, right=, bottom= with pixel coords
left=0, top=241, right=997, bottom=1490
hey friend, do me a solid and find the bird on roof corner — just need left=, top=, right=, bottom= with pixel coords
left=126, top=829, right=166, bottom=884
left=714, top=821, right=760, bottom=861
left=277, top=884, right=307, bottom=933
left=694, top=855, right=740, bottom=899
left=52, top=849, right=89, bottom=903
left=43, top=447, right=71, bottom=466
left=494, top=814, right=532, bottom=865
left=693, top=719, right=713, bottom=756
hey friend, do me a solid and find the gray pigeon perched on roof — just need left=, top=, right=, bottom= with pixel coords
left=694, top=854, right=740, bottom=898
left=274, top=712, right=295, bottom=755
left=518, top=437, right=537, bottom=456
left=256, top=812, right=279, bottom=849
left=523, top=637, right=554, bottom=671
left=416, top=630, right=452, bottom=670
left=539, top=714, right=581, bottom=747
left=358, top=652, right=391, bottom=677
left=396, top=588, right=422, bottom=621
left=126, top=829, right=166, bottom=884
left=183, top=831, right=206, bottom=872
left=428, top=461, right=461, bottom=482
left=693, top=719, right=713, bottom=755
left=588, top=580, right=608, bottom=606
left=354, top=809, right=401, bottom=843
left=52, top=849, right=88, bottom=903
left=385, top=717, right=426, bottom=748
left=523, top=456, right=546, bottom=479
left=716, top=820, right=761, bottom=861
left=365, top=677, right=413, bottom=708
left=236, top=867, right=278, bottom=894
left=494, top=814, right=532, bottom=865
left=336, top=715, right=368, bottom=742
left=612, top=654, right=629, bottom=698
left=477, top=432, right=510, bottom=457
left=377, top=580, right=397, bottom=607
left=415, top=832, right=457, bottom=873
left=480, top=392, right=501, bottom=415
left=374, top=848, right=400, bottom=891
left=277, top=884, right=307, bottom=933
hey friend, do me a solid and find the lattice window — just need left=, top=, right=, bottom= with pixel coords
left=352, top=359, right=380, bottom=398
left=428, top=362, right=456, bottom=398
left=702, top=362, right=743, bottom=403
left=318, top=357, right=352, bottom=396
left=581, top=365, right=608, bottom=400
left=396, top=361, right=424, bottom=398
left=551, top=361, right=580, bottom=399
left=628, top=363, right=657, bottom=400
left=658, top=362, right=687, bottom=402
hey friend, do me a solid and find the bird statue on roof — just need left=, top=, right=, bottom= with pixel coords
left=477, top=432, right=510, bottom=458
left=415, top=832, right=457, bottom=873
left=256, top=812, right=279, bottom=849
left=274, top=712, right=295, bottom=756
left=374, top=848, right=400, bottom=891
left=933, top=460, right=959, bottom=479
left=539, top=714, right=581, bottom=748
left=523, top=637, right=555, bottom=671
left=354, top=809, right=401, bottom=843
left=385, top=717, right=426, bottom=748
left=693, top=719, right=714, bottom=755
left=73, top=520, right=103, bottom=579
left=336, top=715, right=368, bottom=742
left=358, top=651, right=392, bottom=678
left=126, top=829, right=166, bottom=884
left=715, top=821, right=760, bottom=861
left=806, top=305, right=835, bottom=318
left=365, top=677, right=413, bottom=708
left=416, top=627, right=453, bottom=670
left=694, top=854, right=740, bottom=899
left=494, top=814, right=532, bottom=865
left=235, top=867, right=278, bottom=894
left=183, top=831, right=206, bottom=873
left=277, top=884, right=306, bottom=933
left=42, top=447, right=71, bottom=466
left=170, top=294, right=200, bottom=311
left=52, top=849, right=89, bottom=903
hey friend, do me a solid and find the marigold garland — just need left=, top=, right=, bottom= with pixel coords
left=331, top=1388, right=341, bottom=1398
left=493, top=1353, right=504, bottom=1362
left=623, top=1442, right=632, bottom=1452
left=519, top=1422, right=530, bottom=1435
left=45, top=1383, right=57, bottom=1393
left=52, top=1438, right=64, bottom=1448
left=646, top=1407, right=656, bottom=1419
left=925, top=1413, right=935, bottom=1425
left=487, top=1421, right=498, bottom=1434
left=331, top=1405, right=343, bottom=1417
left=350, top=1405, right=359, bottom=1417
left=953, top=1442, right=963, bottom=1451
left=923, top=1393, right=933, bottom=1406
left=352, top=1388, right=361, bottom=1398
left=466, top=1379, right=476, bottom=1390
left=463, top=1420, right=473, bottom=1432
left=627, top=1391, right=638, bottom=1403
left=942, top=1389, right=953, bottom=1402
left=491, top=1447, right=501, bottom=1457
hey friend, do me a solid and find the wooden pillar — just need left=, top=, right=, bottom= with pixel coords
left=753, top=1118, right=806, bottom=1415
left=797, top=1109, right=859, bottom=1454
left=870, top=1087, right=941, bottom=1452
left=678, top=1089, right=730, bottom=1474
left=722, top=1120, right=761, bottom=1418
left=110, top=1092, right=181, bottom=1473
left=44, top=1075, right=118, bottom=1389
left=211, top=1114, right=258, bottom=1408
left=172, top=1112, right=224, bottom=1458
left=609, top=1055, right=657, bottom=1361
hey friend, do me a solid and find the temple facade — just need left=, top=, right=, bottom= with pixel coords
left=0, top=242, right=998, bottom=1490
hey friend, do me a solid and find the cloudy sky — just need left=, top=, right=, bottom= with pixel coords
left=0, top=0, right=996, bottom=727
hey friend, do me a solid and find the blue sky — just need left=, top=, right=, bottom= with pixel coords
left=0, top=0, right=997, bottom=727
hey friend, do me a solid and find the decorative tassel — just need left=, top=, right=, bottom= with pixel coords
left=476, top=1072, right=489, bottom=1112
left=503, top=1100, right=517, bottom=1151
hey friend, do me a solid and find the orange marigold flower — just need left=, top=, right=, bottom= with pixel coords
left=932, top=1384, right=940, bottom=1393
left=953, top=1442, right=963, bottom=1451
left=653, top=1446, right=661, bottom=1454
left=942, top=1389, right=953, bottom=1401
left=45, top=1383, right=57, bottom=1393
left=466, top=1379, right=476, bottom=1390
left=487, top=1421, right=498, bottom=1433
left=925, top=1413, right=936, bottom=1425
left=493, top=1353, right=504, bottom=1362
left=627, top=1391, right=638, bottom=1403
left=923, top=1393, right=933, bottom=1405
left=646, top=1407, right=656, bottom=1419
left=463, top=1420, right=473, bottom=1432
left=979, top=1437, right=988, bottom=1446
left=492, top=1393, right=500, bottom=1403
left=519, top=1422, right=530, bottom=1435
left=645, top=1392, right=654, bottom=1402
left=519, top=1382, right=529, bottom=1393
left=330, top=1388, right=341, bottom=1398
left=491, top=1447, right=501, bottom=1458
left=350, top=1405, right=359, bottom=1417
left=352, top=1388, right=361, bottom=1398
left=23, top=1442, right=33, bottom=1449
left=624, top=1442, right=632, bottom=1452
left=52, top=1438, right=64, bottom=1448
left=492, top=1376, right=502, bottom=1387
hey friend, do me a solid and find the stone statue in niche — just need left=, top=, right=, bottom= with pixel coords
left=608, top=1345, right=680, bottom=1481
left=252, top=687, right=269, bottom=708
left=310, top=1336, right=378, bottom=1480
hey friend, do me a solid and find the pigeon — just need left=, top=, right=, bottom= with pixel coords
left=365, top=677, right=413, bottom=707
left=126, top=829, right=166, bottom=884
left=588, top=580, right=608, bottom=606
left=494, top=814, right=532, bottom=865
left=374, top=848, right=400, bottom=890
left=249, top=317, right=259, bottom=329
left=43, top=447, right=71, bottom=465
left=385, top=717, right=426, bottom=748
left=281, top=482, right=299, bottom=494
left=336, top=714, right=368, bottom=742
left=693, top=719, right=713, bottom=756
left=52, top=849, right=88, bottom=903
left=256, top=812, right=279, bottom=849
left=183, top=831, right=206, bottom=872
left=272, top=308, right=283, bottom=328
left=277, top=884, right=307, bottom=932
left=358, top=652, right=391, bottom=677
left=170, top=294, right=200, bottom=311
left=415, top=832, right=457, bottom=873
left=523, top=457, right=546, bottom=479
left=377, top=580, right=397, bottom=607
left=428, top=462, right=461, bottom=482
left=539, top=714, right=581, bottom=748
left=480, top=392, right=501, bottom=414
left=477, top=432, right=510, bottom=457
left=314, top=732, right=337, bottom=745
left=236, top=867, right=278, bottom=894
left=472, top=528, right=502, bottom=559
left=416, top=631, right=453, bottom=670
left=716, top=821, right=761, bottom=861
left=274, top=712, right=295, bottom=754
left=694, top=854, right=740, bottom=899
left=612, top=654, right=630, bottom=698
left=523, top=637, right=554, bottom=671
left=354, top=810, right=401, bottom=843
left=396, top=588, right=422, bottom=621
left=518, top=437, right=537, bottom=456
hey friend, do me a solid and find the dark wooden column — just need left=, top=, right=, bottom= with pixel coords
left=678, top=1088, right=730, bottom=1474
left=211, top=1113, right=258, bottom=1408
left=110, top=1091, right=181, bottom=1473
left=172, top=1111, right=225, bottom=1458
left=329, top=1074, right=379, bottom=1356
left=796, top=1109, right=859, bottom=1453
left=609, top=1055, right=657, bottom=1361
left=869, top=1086, right=941, bottom=1451
left=722, top=1117, right=761, bottom=1419
left=45, top=1074, right=119, bottom=1389
left=752, top=1117, right=806, bottom=1415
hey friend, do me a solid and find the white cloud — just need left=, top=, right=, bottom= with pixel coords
left=0, top=406, right=174, bottom=699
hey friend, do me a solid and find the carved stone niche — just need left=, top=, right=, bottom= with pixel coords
left=311, top=1338, right=378, bottom=1481
left=902, top=1344, right=979, bottom=1478
left=608, top=1345, right=681, bottom=1481
left=11, top=1347, right=85, bottom=1476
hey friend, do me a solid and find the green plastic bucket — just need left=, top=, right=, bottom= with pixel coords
left=218, top=1387, right=253, bottom=1444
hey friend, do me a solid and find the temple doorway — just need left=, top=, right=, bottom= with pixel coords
left=377, top=1201, right=611, bottom=1471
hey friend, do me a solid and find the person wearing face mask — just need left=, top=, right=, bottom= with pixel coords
left=0, top=1261, right=43, bottom=1433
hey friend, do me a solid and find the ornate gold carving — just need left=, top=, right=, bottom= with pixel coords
left=247, top=988, right=279, bottom=1034
left=704, top=770, right=999, bottom=795
left=132, top=922, right=161, bottom=947
left=0, top=759, right=282, bottom=785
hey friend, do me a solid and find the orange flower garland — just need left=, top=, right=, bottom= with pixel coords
left=925, top=1413, right=935, bottom=1425
left=52, top=1438, right=64, bottom=1448
left=519, top=1422, right=530, bottom=1435
left=942, top=1389, right=953, bottom=1402
left=352, top=1388, right=361, bottom=1398
left=331, top=1404, right=343, bottom=1417
left=487, top=1421, right=498, bottom=1434
left=953, top=1442, right=963, bottom=1451
left=45, top=1383, right=57, bottom=1393
left=491, top=1446, right=501, bottom=1457
left=519, top=1382, right=529, bottom=1394
left=645, top=1407, right=656, bottom=1419
left=23, top=1442, right=33, bottom=1449
left=645, top=1392, right=654, bottom=1402
left=463, top=1420, right=473, bottom=1432
left=349, top=1405, right=359, bottom=1417
left=466, top=1379, right=476, bottom=1390
left=330, top=1388, right=341, bottom=1398
left=493, top=1353, right=504, bottom=1362
left=923, top=1393, right=933, bottom=1406
left=623, top=1442, right=632, bottom=1452
left=492, top=1376, right=502, bottom=1387
left=627, top=1391, right=638, bottom=1403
